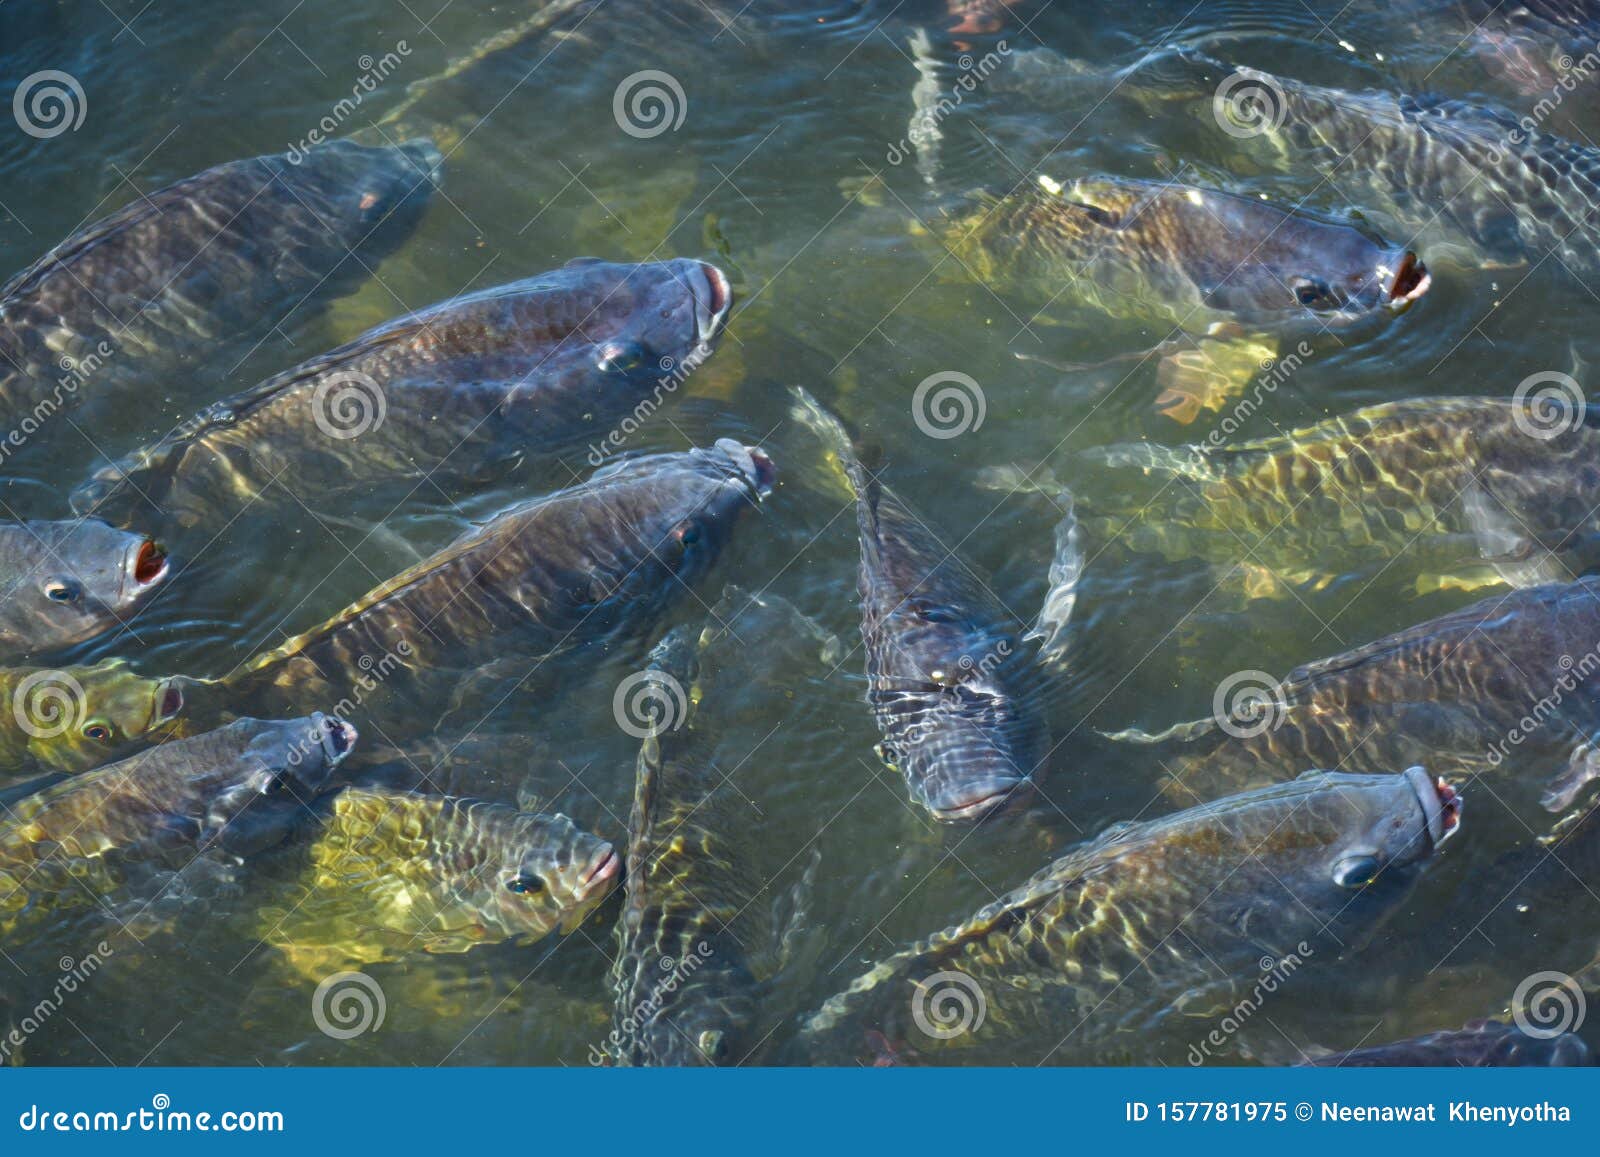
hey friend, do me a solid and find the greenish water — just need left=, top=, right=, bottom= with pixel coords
left=1, top=0, right=1598, bottom=1065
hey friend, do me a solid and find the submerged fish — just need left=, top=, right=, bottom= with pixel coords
left=790, top=388, right=1055, bottom=822
left=259, top=785, right=618, bottom=977
left=0, top=659, right=185, bottom=783
left=194, top=441, right=774, bottom=729
left=1089, top=396, right=1600, bottom=593
left=1113, top=578, right=1600, bottom=813
left=801, top=768, right=1459, bottom=1064
left=0, top=519, right=168, bottom=659
left=72, top=259, right=733, bottom=530
left=0, top=715, right=354, bottom=935
left=0, top=140, right=440, bottom=433
left=1303, top=1019, right=1594, bottom=1067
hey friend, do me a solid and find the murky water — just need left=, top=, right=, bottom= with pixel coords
left=2, top=0, right=1598, bottom=1065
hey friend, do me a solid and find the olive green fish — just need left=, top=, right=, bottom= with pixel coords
left=0, top=519, right=167, bottom=660
left=800, top=768, right=1459, bottom=1064
left=0, top=659, right=184, bottom=785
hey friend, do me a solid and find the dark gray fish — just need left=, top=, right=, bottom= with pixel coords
left=800, top=768, right=1459, bottom=1065
left=0, top=519, right=167, bottom=659
left=1112, top=578, right=1600, bottom=813
left=0, top=140, right=440, bottom=436
left=1304, top=1019, right=1594, bottom=1066
left=0, top=714, right=355, bottom=937
left=193, top=441, right=774, bottom=731
left=790, top=388, right=1052, bottom=822
left=71, top=259, right=733, bottom=530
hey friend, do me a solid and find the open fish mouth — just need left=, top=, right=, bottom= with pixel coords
left=122, top=539, right=169, bottom=598
left=315, top=715, right=359, bottom=765
left=1405, top=765, right=1462, bottom=849
left=1385, top=252, right=1431, bottom=312
left=695, top=262, right=733, bottom=344
left=149, top=679, right=184, bottom=728
left=713, top=438, right=777, bottom=498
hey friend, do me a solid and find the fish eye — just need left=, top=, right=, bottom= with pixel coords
left=597, top=342, right=647, bottom=374
left=82, top=721, right=114, bottom=743
left=698, top=1030, right=728, bottom=1062
left=674, top=523, right=701, bottom=548
left=262, top=771, right=293, bottom=795
left=44, top=579, right=82, bottom=603
left=1331, top=854, right=1383, bottom=889
left=1293, top=279, right=1332, bottom=308
left=506, top=875, right=545, bottom=895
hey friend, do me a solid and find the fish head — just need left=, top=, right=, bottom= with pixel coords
left=630, top=985, right=758, bottom=1067
left=203, top=713, right=357, bottom=856
left=488, top=812, right=619, bottom=941
left=6, top=658, right=184, bottom=773
left=282, top=138, right=442, bottom=243
left=0, top=519, right=168, bottom=656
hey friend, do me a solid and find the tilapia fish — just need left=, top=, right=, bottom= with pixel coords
left=0, top=714, right=354, bottom=936
left=1089, top=396, right=1600, bottom=591
left=800, top=768, right=1459, bottom=1065
left=0, top=519, right=168, bottom=659
left=197, top=441, right=774, bottom=728
left=0, top=659, right=184, bottom=783
left=72, top=258, right=733, bottom=529
left=0, top=140, right=440, bottom=428
left=790, top=389, right=1054, bottom=822
left=259, top=786, right=618, bottom=977
left=1115, top=578, right=1600, bottom=812
left=1303, top=1019, right=1593, bottom=1066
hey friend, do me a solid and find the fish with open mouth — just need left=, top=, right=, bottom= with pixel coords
left=800, top=768, right=1460, bottom=1064
left=257, top=785, right=618, bottom=979
left=0, top=714, right=355, bottom=937
left=1302, top=1019, right=1594, bottom=1066
left=0, top=140, right=441, bottom=444
left=1087, top=395, right=1600, bottom=597
left=0, top=519, right=168, bottom=659
left=0, top=659, right=185, bottom=784
left=71, top=259, right=734, bottom=530
left=942, top=174, right=1429, bottom=422
left=1111, top=577, right=1600, bottom=814
left=188, top=441, right=774, bottom=731
left=789, top=388, right=1062, bottom=823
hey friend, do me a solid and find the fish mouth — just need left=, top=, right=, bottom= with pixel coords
left=695, top=262, right=733, bottom=345
left=1385, top=252, right=1430, bottom=312
left=149, top=679, right=184, bottom=728
left=316, top=715, right=359, bottom=765
left=1404, top=765, right=1462, bottom=850
left=577, top=845, right=622, bottom=900
left=928, top=778, right=1032, bottom=823
left=713, top=438, right=777, bottom=499
left=124, top=539, right=169, bottom=596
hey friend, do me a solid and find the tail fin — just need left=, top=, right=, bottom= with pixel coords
left=786, top=386, right=867, bottom=502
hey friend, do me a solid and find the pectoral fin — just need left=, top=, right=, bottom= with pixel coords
left=1154, top=335, right=1279, bottom=426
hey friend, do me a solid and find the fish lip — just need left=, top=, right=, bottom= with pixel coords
left=695, top=262, right=733, bottom=345
left=124, top=538, right=169, bottom=597
left=316, top=714, right=359, bottom=765
left=712, top=438, right=776, bottom=499
left=578, top=846, right=621, bottom=898
left=928, top=778, right=1032, bottom=822
left=150, top=679, right=184, bottom=727
left=1404, top=765, right=1462, bottom=850
left=1385, top=252, right=1431, bottom=312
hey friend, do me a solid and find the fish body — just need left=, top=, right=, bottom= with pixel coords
left=0, top=715, right=354, bottom=934
left=0, top=659, right=185, bottom=783
left=801, top=768, right=1458, bottom=1064
left=72, top=259, right=733, bottom=529
left=0, top=140, right=441, bottom=430
left=260, top=786, right=618, bottom=975
left=790, top=389, right=1050, bottom=822
left=1305, top=1019, right=1594, bottom=1066
left=0, top=519, right=167, bottom=659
